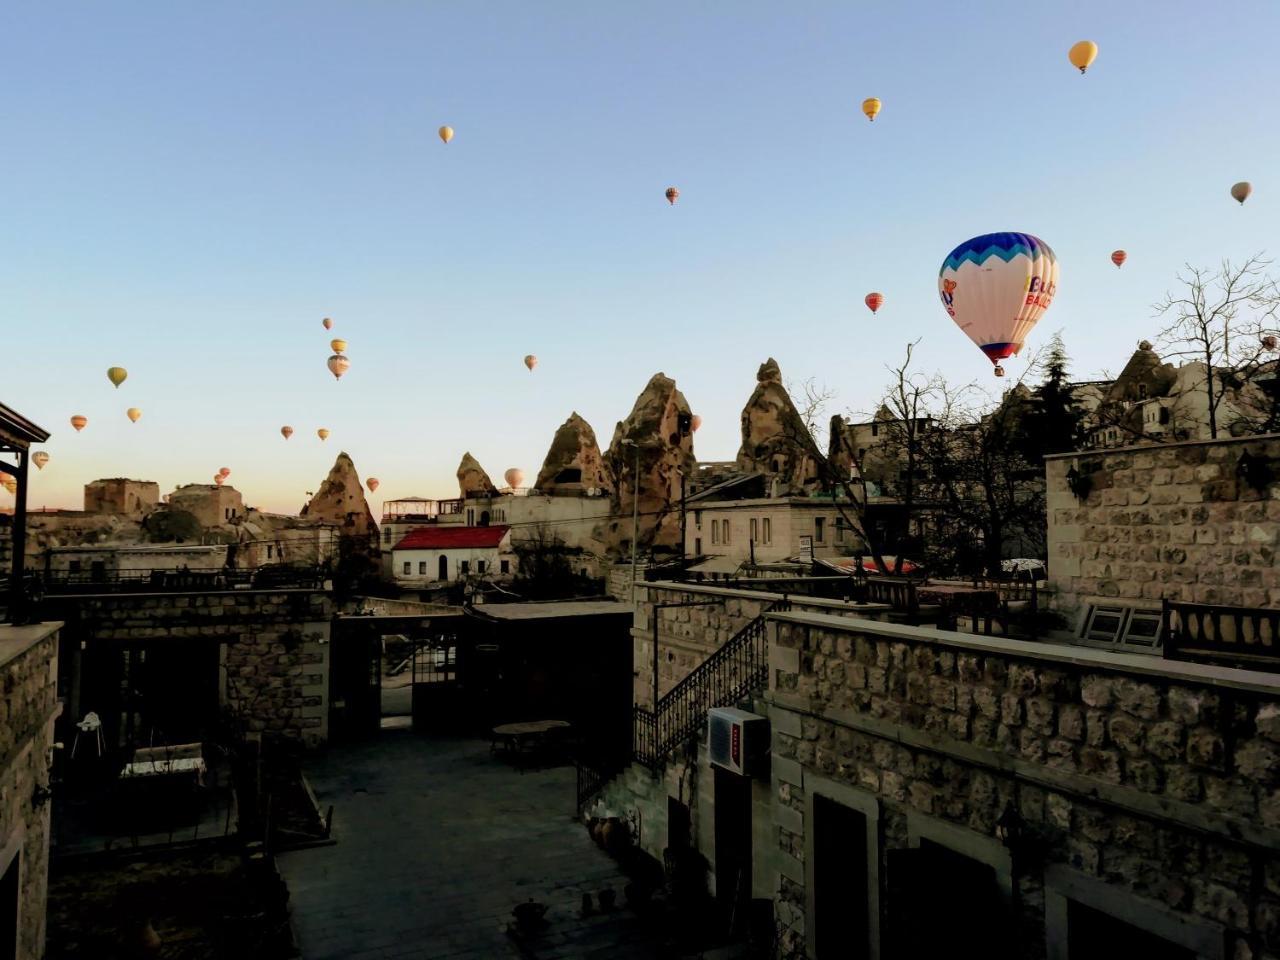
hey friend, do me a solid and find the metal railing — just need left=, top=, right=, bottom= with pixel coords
left=39, top=564, right=328, bottom=595
left=1163, top=599, right=1280, bottom=672
left=633, top=598, right=791, bottom=770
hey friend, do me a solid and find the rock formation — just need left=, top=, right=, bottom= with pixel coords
left=456, top=452, right=499, bottom=498
left=737, top=358, right=823, bottom=496
left=602, top=373, right=696, bottom=555
left=302, top=452, right=379, bottom=539
left=535, top=412, right=611, bottom=494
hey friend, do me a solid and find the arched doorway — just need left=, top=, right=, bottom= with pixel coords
left=438, top=555, right=449, bottom=580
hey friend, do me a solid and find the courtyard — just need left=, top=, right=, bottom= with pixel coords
left=278, top=734, right=670, bottom=960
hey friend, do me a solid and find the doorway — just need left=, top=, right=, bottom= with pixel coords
left=813, top=794, right=870, bottom=958
left=438, top=555, right=448, bottom=581
left=0, top=851, right=18, bottom=960
left=713, top=766, right=751, bottom=937
left=1067, top=901, right=1194, bottom=960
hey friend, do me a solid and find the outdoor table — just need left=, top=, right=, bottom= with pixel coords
left=120, top=743, right=208, bottom=786
left=917, top=585, right=1000, bottom=635
left=490, top=721, right=571, bottom=767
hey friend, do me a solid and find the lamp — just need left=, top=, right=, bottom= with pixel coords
left=995, top=802, right=1024, bottom=850
left=1065, top=464, right=1092, bottom=500
left=1236, top=449, right=1272, bottom=491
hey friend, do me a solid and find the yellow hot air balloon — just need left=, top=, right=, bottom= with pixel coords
left=281, top=425, right=294, bottom=440
left=861, top=97, right=881, bottom=122
left=330, top=338, right=347, bottom=353
left=327, top=355, right=350, bottom=380
left=439, top=125, right=454, bottom=144
left=107, top=366, right=128, bottom=388
left=70, top=415, right=88, bottom=432
left=367, top=478, right=380, bottom=493
left=322, top=317, right=333, bottom=330
left=1068, top=40, right=1098, bottom=74
left=32, top=452, right=49, bottom=470
left=317, top=428, right=330, bottom=441
left=126, top=408, right=142, bottom=423
left=1231, top=182, right=1252, bottom=205
left=524, top=354, right=537, bottom=371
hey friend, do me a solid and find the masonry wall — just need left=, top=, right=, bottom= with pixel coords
left=1046, top=434, right=1280, bottom=624
left=57, top=590, right=332, bottom=746
left=0, top=623, right=60, bottom=960
left=766, top=610, right=1280, bottom=959
left=83, top=479, right=159, bottom=518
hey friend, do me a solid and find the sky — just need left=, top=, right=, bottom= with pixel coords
left=4, top=1, right=1279, bottom=515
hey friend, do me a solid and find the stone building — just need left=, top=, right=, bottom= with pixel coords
left=83, top=478, right=159, bottom=518
left=167, top=483, right=244, bottom=527
left=0, top=621, right=59, bottom=960
left=591, top=581, right=1280, bottom=959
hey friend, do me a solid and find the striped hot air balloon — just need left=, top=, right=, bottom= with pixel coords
left=1111, top=250, right=1127, bottom=268
left=865, top=292, right=885, bottom=313
left=70, top=415, right=88, bottom=432
left=665, top=187, right=679, bottom=205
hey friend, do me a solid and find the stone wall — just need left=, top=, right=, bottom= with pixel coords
left=766, top=609, right=1280, bottom=959
left=55, top=590, right=332, bottom=746
left=84, top=478, right=159, bottom=518
left=0, top=623, right=60, bottom=960
left=1046, top=434, right=1280, bottom=622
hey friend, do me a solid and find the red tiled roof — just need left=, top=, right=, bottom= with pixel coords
left=392, top=525, right=510, bottom=551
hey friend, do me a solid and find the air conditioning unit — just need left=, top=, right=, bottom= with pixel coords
left=707, top=707, right=769, bottom=778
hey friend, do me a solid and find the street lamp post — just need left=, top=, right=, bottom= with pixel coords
left=621, top=439, right=641, bottom=605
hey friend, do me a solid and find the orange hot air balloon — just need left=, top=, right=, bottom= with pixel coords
left=328, top=355, right=350, bottom=380
left=219, top=468, right=230, bottom=478
left=865, top=292, right=885, bottom=313
left=126, top=408, right=142, bottom=423
left=504, top=468, right=524, bottom=489
left=70, top=415, right=88, bottom=432
left=366, top=478, right=380, bottom=493
left=317, top=428, right=330, bottom=441
left=524, top=354, right=537, bottom=371
left=691, top=415, right=702, bottom=432
left=330, top=338, right=347, bottom=353
left=322, top=317, right=333, bottom=330
left=2, top=477, right=15, bottom=496
left=32, top=452, right=49, bottom=470
left=1231, top=182, right=1252, bottom=205
left=665, top=187, right=679, bottom=206
left=281, top=425, right=294, bottom=439
left=214, top=474, right=225, bottom=486
left=1111, top=250, right=1127, bottom=269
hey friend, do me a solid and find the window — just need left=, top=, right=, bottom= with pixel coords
left=69, top=560, right=81, bottom=574
left=383, top=528, right=392, bottom=543
left=835, top=517, right=845, bottom=542
left=750, top=518, right=758, bottom=542
left=721, top=519, right=730, bottom=545
left=478, top=560, right=486, bottom=573
left=762, top=519, right=771, bottom=545
left=402, top=561, right=411, bottom=575
left=500, top=560, right=510, bottom=574
left=418, top=561, right=427, bottom=575
left=871, top=423, right=879, bottom=437
left=460, top=560, right=470, bottom=575
left=1139, top=383, right=1148, bottom=399
left=712, top=521, right=720, bottom=545
left=466, top=508, right=475, bottom=525
left=694, top=510, right=702, bottom=529
left=267, top=545, right=273, bottom=559
left=694, top=538, right=702, bottom=554
left=815, top=517, right=825, bottom=543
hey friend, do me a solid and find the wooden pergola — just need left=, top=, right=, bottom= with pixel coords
left=0, top=402, right=50, bottom=621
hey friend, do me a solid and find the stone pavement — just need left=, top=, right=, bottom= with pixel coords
left=278, top=733, right=667, bottom=960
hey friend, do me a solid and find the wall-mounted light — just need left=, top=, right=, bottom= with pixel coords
left=1065, top=464, right=1092, bottom=501
left=1236, top=449, right=1272, bottom=492
left=995, top=802, right=1024, bottom=850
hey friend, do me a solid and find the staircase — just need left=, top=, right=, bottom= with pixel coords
left=577, top=598, right=790, bottom=813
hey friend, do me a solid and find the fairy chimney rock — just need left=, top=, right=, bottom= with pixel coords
left=535, top=412, right=611, bottom=494
left=737, top=358, right=822, bottom=496
left=457, top=452, right=499, bottom=498
left=302, top=451, right=378, bottom=537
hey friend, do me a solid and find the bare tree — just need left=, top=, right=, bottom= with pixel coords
left=786, top=377, right=837, bottom=451
left=1154, top=255, right=1280, bottom=439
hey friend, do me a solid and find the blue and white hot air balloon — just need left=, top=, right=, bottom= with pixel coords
left=939, top=233, right=1059, bottom=377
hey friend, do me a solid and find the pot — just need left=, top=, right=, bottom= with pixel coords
left=512, top=899, right=548, bottom=931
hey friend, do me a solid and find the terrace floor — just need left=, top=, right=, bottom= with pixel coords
left=278, top=734, right=672, bottom=960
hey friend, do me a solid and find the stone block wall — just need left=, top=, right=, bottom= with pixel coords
left=0, top=623, right=59, bottom=960
left=767, top=610, right=1280, bottom=959
left=1046, top=434, right=1280, bottom=621
left=59, top=590, right=332, bottom=746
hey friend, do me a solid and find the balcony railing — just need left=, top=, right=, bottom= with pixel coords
left=1163, top=600, right=1280, bottom=672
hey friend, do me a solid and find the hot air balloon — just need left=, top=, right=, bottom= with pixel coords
left=219, top=467, right=230, bottom=478
left=1231, top=182, right=1252, bottom=205
left=107, top=366, right=128, bottom=388
left=865, top=292, right=885, bottom=313
left=691, top=415, right=703, bottom=432
left=328, top=355, right=350, bottom=380
left=861, top=97, right=881, bottom=121
left=330, top=338, right=347, bottom=353
left=1068, top=41, right=1098, bottom=74
left=322, top=317, right=333, bottom=331
left=32, top=452, right=49, bottom=470
left=70, top=415, right=87, bottom=432
left=127, top=408, right=142, bottom=423
left=367, top=478, right=380, bottom=493
left=1263, top=335, right=1278, bottom=351
left=524, top=354, right=537, bottom=371
left=281, top=425, right=294, bottom=440
left=504, top=468, right=524, bottom=489
left=317, top=428, right=330, bottom=441
left=665, top=187, right=679, bottom=206
left=214, top=474, right=225, bottom=486
left=1111, top=250, right=1127, bottom=269
left=439, top=125, right=454, bottom=144
left=938, top=232, right=1059, bottom=377
left=2, top=477, right=15, bottom=496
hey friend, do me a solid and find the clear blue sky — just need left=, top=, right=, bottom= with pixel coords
left=5, top=1, right=1278, bottom=514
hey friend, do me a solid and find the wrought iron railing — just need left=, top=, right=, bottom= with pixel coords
left=1163, top=599, right=1280, bottom=672
left=633, top=598, right=791, bottom=770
